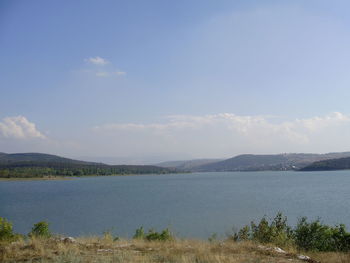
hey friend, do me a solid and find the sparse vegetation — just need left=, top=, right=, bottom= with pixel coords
left=208, top=232, right=218, bottom=243
left=103, top=229, right=120, bottom=242
left=0, top=236, right=315, bottom=263
left=1, top=216, right=350, bottom=262
left=232, top=212, right=350, bottom=252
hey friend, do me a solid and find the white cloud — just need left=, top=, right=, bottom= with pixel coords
left=93, top=112, right=350, bottom=158
left=85, top=56, right=109, bottom=65
left=0, top=116, right=46, bottom=139
left=82, top=57, right=126, bottom=77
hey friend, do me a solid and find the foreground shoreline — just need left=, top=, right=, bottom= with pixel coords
left=2, top=215, right=350, bottom=263
left=1, top=236, right=337, bottom=263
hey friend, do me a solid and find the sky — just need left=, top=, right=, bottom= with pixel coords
left=1, top=0, right=350, bottom=164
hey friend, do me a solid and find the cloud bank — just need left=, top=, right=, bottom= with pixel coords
left=93, top=112, right=350, bottom=159
left=0, top=116, right=46, bottom=139
left=2, top=113, right=350, bottom=162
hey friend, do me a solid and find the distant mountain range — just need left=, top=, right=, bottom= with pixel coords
left=157, top=152, right=350, bottom=172
left=2, top=151, right=350, bottom=178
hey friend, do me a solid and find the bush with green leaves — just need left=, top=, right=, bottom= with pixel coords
left=29, top=221, right=51, bottom=238
left=294, top=217, right=350, bottom=252
left=133, top=226, right=145, bottom=239
left=0, top=217, right=19, bottom=242
left=232, top=212, right=293, bottom=247
left=232, top=213, right=350, bottom=252
left=146, top=228, right=173, bottom=241
left=133, top=226, right=174, bottom=241
left=232, top=225, right=250, bottom=241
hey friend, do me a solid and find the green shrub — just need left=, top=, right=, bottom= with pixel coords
left=133, top=226, right=174, bottom=241
left=233, top=212, right=293, bottom=247
left=145, top=228, right=174, bottom=241
left=0, top=217, right=18, bottom=242
left=294, top=217, right=350, bottom=252
left=331, top=224, right=350, bottom=251
left=233, top=213, right=350, bottom=252
left=133, top=226, right=145, bottom=239
left=254, top=212, right=293, bottom=247
left=232, top=225, right=250, bottom=241
left=29, top=221, right=51, bottom=238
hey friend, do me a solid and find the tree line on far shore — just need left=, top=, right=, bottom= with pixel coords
left=0, top=161, right=176, bottom=178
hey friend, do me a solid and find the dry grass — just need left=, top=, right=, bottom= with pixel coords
left=1, top=236, right=348, bottom=263
left=306, top=251, right=350, bottom=263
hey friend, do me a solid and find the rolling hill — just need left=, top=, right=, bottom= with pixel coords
left=0, top=153, right=177, bottom=178
left=175, top=152, right=350, bottom=172
left=0, top=152, right=97, bottom=165
left=300, top=157, right=350, bottom=171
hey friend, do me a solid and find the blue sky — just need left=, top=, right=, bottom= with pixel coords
left=2, top=0, right=350, bottom=163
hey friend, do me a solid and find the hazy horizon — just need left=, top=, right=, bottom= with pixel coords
left=2, top=1, right=350, bottom=163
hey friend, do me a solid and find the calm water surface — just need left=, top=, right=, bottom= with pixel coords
left=1, top=171, right=350, bottom=238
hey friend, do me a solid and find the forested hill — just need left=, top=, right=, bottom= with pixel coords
left=299, top=157, right=350, bottom=171
left=193, top=154, right=290, bottom=171
left=0, top=153, right=177, bottom=178
left=0, top=152, right=97, bottom=165
left=190, top=152, right=350, bottom=172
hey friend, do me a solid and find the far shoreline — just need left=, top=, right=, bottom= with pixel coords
left=0, top=176, right=73, bottom=181
left=0, top=173, right=183, bottom=181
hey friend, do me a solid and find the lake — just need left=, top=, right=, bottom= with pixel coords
left=1, top=171, right=350, bottom=239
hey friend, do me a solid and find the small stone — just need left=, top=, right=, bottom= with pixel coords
left=61, top=237, right=76, bottom=243
left=274, top=247, right=286, bottom=254
left=297, top=254, right=311, bottom=260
